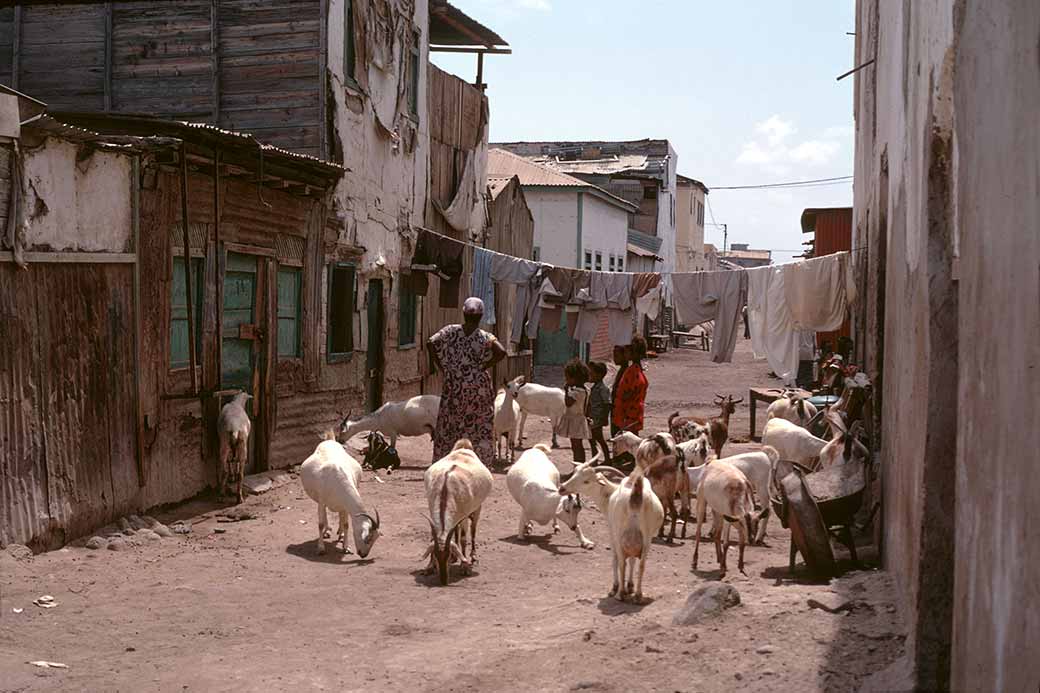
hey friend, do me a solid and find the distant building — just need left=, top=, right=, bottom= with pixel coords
left=703, top=243, right=720, bottom=271
left=676, top=175, right=710, bottom=272
left=720, top=243, right=772, bottom=268
left=490, top=139, right=680, bottom=278
left=801, top=207, right=852, bottom=347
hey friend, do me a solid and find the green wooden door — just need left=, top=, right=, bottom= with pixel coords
left=222, top=252, right=258, bottom=394
left=535, top=311, right=577, bottom=366
left=366, top=279, right=385, bottom=412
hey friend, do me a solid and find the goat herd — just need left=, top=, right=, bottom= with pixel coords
left=215, top=378, right=870, bottom=604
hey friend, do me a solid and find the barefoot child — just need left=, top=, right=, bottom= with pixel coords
left=586, top=361, right=612, bottom=462
left=555, top=358, right=590, bottom=464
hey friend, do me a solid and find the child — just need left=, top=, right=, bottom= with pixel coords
left=555, top=358, right=590, bottom=464
left=585, top=361, right=612, bottom=462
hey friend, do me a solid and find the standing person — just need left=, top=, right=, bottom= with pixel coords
left=427, top=297, right=507, bottom=465
left=609, top=345, right=629, bottom=436
left=555, top=359, right=590, bottom=464
left=612, top=337, right=649, bottom=436
left=586, top=361, right=612, bottom=462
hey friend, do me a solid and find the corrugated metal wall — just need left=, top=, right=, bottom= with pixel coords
left=1, top=263, right=138, bottom=551
left=812, top=209, right=853, bottom=348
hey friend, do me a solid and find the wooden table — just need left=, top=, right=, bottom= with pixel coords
left=749, top=386, right=812, bottom=440
left=672, top=330, right=709, bottom=351
left=648, top=333, right=669, bottom=353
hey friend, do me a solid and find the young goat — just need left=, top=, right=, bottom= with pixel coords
left=668, top=393, right=741, bottom=458
left=765, top=392, right=818, bottom=428
left=217, top=392, right=252, bottom=502
left=422, top=439, right=493, bottom=585
left=511, top=377, right=567, bottom=449
left=560, top=455, right=665, bottom=603
left=494, top=378, right=523, bottom=464
left=635, top=433, right=691, bottom=543
left=339, top=394, right=440, bottom=448
left=685, top=444, right=779, bottom=544
left=506, top=444, right=594, bottom=549
left=299, top=433, right=381, bottom=557
left=691, top=460, right=762, bottom=577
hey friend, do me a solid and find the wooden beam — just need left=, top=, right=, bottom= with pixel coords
left=430, top=9, right=496, bottom=49
left=211, top=0, right=221, bottom=125
left=0, top=251, right=136, bottom=263
left=130, top=155, right=145, bottom=487
left=11, top=6, right=21, bottom=91
left=104, top=3, right=113, bottom=111
left=318, top=0, right=328, bottom=161
left=429, top=46, right=511, bottom=55
left=180, top=145, right=199, bottom=396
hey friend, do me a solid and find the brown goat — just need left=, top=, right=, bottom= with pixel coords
left=636, top=433, right=691, bottom=543
left=668, top=393, right=742, bottom=459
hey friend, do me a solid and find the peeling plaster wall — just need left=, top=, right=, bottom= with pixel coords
left=324, top=0, right=430, bottom=402
left=21, top=138, right=133, bottom=252
left=656, top=143, right=678, bottom=276
left=854, top=1, right=1040, bottom=689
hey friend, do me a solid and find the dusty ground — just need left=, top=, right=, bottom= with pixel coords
left=0, top=340, right=905, bottom=692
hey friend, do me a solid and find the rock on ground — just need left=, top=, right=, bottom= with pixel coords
left=85, top=536, right=107, bottom=550
left=672, top=583, right=741, bottom=626
left=107, top=538, right=129, bottom=551
left=5, top=544, right=34, bottom=561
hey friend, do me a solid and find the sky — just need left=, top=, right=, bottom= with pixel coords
left=432, top=0, right=857, bottom=265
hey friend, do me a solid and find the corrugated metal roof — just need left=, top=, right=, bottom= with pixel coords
left=626, top=243, right=662, bottom=260
left=677, top=173, right=710, bottom=193
left=491, top=140, right=672, bottom=180
left=488, top=149, right=636, bottom=212
left=429, top=0, right=508, bottom=47
left=488, top=176, right=514, bottom=199
left=722, top=248, right=772, bottom=260
left=627, top=228, right=663, bottom=253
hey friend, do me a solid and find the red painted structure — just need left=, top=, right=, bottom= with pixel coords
left=801, top=207, right=852, bottom=350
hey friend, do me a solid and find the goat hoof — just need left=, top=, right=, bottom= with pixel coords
left=581, top=541, right=595, bottom=550
left=317, top=546, right=327, bottom=556
left=343, top=547, right=353, bottom=555
left=322, top=529, right=332, bottom=539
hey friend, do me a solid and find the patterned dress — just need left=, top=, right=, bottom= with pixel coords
left=429, top=324, right=496, bottom=465
left=612, top=365, right=648, bottom=435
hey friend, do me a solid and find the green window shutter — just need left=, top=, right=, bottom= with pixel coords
left=398, top=282, right=417, bottom=346
left=277, top=268, right=302, bottom=357
left=170, top=256, right=203, bottom=369
left=328, top=263, right=355, bottom=358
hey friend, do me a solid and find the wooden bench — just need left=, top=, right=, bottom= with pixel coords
left=648, top=333, right=669, bottom=353
left=672, top=330, right=709, bottom=351
left=749, top=386, right=812, bottom=440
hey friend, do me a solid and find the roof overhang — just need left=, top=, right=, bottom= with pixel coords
left=626, top=243, right=662, bottom=261
left=801, top=206, right=853, bottom=234
left=429, top=0, right=509, bottom=53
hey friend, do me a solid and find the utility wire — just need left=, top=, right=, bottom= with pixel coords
left=711, top=175, right=853, bottom=190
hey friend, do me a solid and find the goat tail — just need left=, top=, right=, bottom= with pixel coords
left=628, top=464, right=646, bottom=509
left=322, top=429, right=337, bottom=442
left=667, top=411, right=681, bottom=430
left=533, top=443, right=552, bottom=454
left=452, top=438, right=474, bottom=451
left=760, top=445, right=780, bottom=466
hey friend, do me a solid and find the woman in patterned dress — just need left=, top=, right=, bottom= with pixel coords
left=612, top=336, right=649, bottom=435
left=427, top=297, right=507, bottom=465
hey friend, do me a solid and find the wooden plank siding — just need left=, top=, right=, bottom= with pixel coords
left=1, top=1, right=322, bottom=157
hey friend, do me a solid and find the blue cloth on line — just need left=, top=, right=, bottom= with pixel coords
left=470, top=247, right=496, bottom=325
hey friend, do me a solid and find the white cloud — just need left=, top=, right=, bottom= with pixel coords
left=736, top=115, right=845, bottom=170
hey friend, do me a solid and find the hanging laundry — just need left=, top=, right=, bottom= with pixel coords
left=410, top=230, right=464, bottom=308
left=635, top=283, right=663, bottom=323
left=607, top=308, right=635, bottom=346
left=746, top=264, right=801, bottom=385
left=470, top=247, right=496, bottom=325
left=783, top=251, right=848, bottom=331
left=671, top=270, right=747, bottom=363
left=490, top=252, right=540, bottom=284
left=433, top=150, right=479, bottom=232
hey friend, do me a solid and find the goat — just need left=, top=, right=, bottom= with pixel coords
left=506, top=444, right=594, bottom=549
left=494, top=378, right=522, bottom=464
left=217, top=392, right=252, bottom=503
left=422, top=439, right=493, bottom=585
left=816, top=411, right=870, bottom=469
left=299, top=433, right=381, bottom=557
left=635, top=433, right=690, bottom=543
left=559, top=455, right=664, bottom=603
left=762, top=417, right=834, bottom=469
left=339, top=395, right=440, bottom=448
left=511, top=376, right=566, bottom=449
left=765, top=392, right=819, bottom=428
left=668, top=393, right=742, bottom=458
left=686, top=445, right=779, bottom=545
left=691, top=459, right=762, bottom=577
left=609, top=430, right=644, bottom=459
left=361, top=431, right=401, bottom=474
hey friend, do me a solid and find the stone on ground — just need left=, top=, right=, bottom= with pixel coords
left=85, top=536, right=107, bottom=550
left=672, top=583, right=741, bottom=626
left=107, top=537, right=129, bottom=551
left=5, top=544, right=33, bottom=561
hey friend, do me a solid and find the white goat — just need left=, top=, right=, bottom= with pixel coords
left=339, top=395, right=440, bottom=448
left=765, top=393, right=819, bottom=428
left=762, top=417, right=833, bottom=469
left=691, top=460, right=761, bottom=577
left=610, top=430, right=643, bottom=459
left=217, top=392, right=252, bottom=502
left=494, top=378, right=522, bottom=463
left=816, top=413, right=871, bottom=469
left=512, top=376, right=566, bottom=448
left=685, top=445, right=779, bottom=544
left=560, top=455, right=665, bottom=603
left=422, top=439, right=493, bottom=585
left=299, top=433, right=381, bottom=557
left=506, top=444, right=594, bottom=549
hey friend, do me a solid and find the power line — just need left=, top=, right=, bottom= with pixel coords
left=711, top=175, right=853, bottom=190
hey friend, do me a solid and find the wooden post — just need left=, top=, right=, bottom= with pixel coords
left=475, top=51, right=484, bottom=91
left=179, top=146, right=198, bottom=395
left=211, top=0, right=220, bottom=125
left=11, top=6, right=21, bottom=91
left=131, top=155, right=145, bottom=486
left=103, top=3, right=113, bottom=112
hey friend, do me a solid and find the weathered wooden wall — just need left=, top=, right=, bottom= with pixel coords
left=0, top=1, right=323, bottom=157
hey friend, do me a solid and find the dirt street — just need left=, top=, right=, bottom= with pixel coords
left=0, top=340, right=905, bottom=692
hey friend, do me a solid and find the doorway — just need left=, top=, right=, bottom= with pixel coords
left=221, top=251, right=265, bottom=472
left=366, top=279, right=385, bottom=412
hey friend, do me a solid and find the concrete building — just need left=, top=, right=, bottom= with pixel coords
left=675, top=175, right=709, bottom=272
left=703, top=243, right=720, bottom=271
left=719, top=243, right=771, bottom=268
left=490, top=139, right=680, bottom=278
left=851, top=2, right=1040, bottom=690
